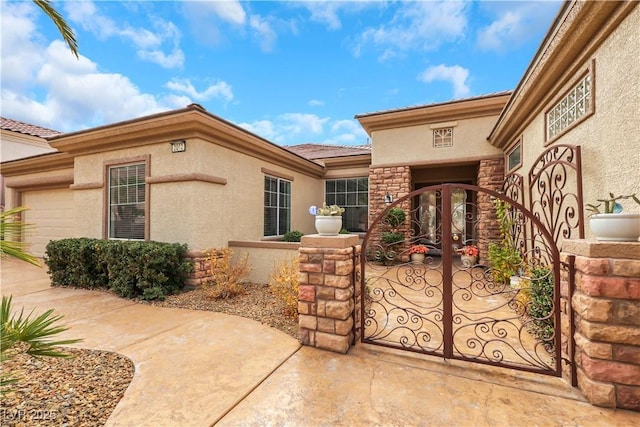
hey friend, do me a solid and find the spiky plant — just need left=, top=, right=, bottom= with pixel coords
left=1, top=296, right=82, bottom=393
left=0, top=206, right=40, bottom=267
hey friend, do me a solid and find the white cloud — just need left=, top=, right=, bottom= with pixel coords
left=196, top=0, right=247, bottom=25
left=237, top=120, right=279, bottom=141
left=280, top=113, right=329, bottom=135
left=63, top=1, right=184, bottom=68
left=356, top=1, right=469, bottom=60
left=0, top=2, right=221, bottom=133
left=298, top=1, right=376, bottom=31
left=249, top=15, right=277, bottom=52
left=302, top=2, right=343, bottom=30
left=0, top=3, right=46, bottom=92
left=308, top=99, right=325, bottom=107
left=237, top=115, right=367, bottom=146
left=419, top=64, right=471, bottom=98
left=477, top=11, right=524, bottom=52
left=165, top=78, right=234, bottom=103
left=477, top=2, right=562, bottom=52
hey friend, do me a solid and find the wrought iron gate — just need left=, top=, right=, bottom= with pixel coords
left=360, top=184, right=563, bottom=376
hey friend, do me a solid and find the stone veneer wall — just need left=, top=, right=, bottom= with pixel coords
left=298, top=234, right=361, bottom=353
left=563, top=240, right=640, bottom=411
left=476, top=159, right=504, bottom=264
left=184, top=250, right=212, bottom=287
left=368, top=166, right=412, bottom=246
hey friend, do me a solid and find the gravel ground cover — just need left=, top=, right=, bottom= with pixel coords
left=1, top=284, right=297, bottom=426
left=1, top=348, right=134, bottom=427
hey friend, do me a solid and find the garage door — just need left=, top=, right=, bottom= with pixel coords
left=22, top=188, right=74, bottom=257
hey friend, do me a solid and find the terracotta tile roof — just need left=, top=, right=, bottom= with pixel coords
left=0, top=117, right=62, bottom=138
left=285, top=143, right=371, bottom=160
left=355, top=90, right=513, bottom=118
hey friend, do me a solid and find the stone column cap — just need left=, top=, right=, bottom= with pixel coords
left=301, top=234, right=360, bottom=248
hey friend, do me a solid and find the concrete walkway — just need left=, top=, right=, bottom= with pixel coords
left=2, top=259, right=637, bottom=426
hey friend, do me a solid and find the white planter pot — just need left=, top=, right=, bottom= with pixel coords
left=315, top=216, right=342, bottom=236
left=410, top=253, right=426, bottom=263
left=460, top=255, right=478, bottom=267
left=589, top=213, right=640, bottom=242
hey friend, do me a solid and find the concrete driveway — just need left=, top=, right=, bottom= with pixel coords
left=2, top=258, right=637, bottom=426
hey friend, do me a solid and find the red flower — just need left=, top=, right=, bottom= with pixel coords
left=460, top=245, right=479, bottom=257
left=409, top=244, right=429, bottom=255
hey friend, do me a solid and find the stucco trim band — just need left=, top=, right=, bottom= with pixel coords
left=5, top=174, right=74, bottom=190
left=261, top=167, right=294, bottom=182
left=70, top=182, right=103, bottom=190
left=146, top=173, right=227, bottom=186
left=372, top=154, right=503, bottom=169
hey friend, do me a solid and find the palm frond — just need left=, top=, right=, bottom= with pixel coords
left=33, top=0, right=79, bottom=58
left=0, top=206, right=41, bottom=267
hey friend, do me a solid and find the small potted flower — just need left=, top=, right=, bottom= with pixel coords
left=459, top=245, right=479, bottom=267
left=409, top=244, right=429, bottom=263
left=309, top=203, right=345, bottom=236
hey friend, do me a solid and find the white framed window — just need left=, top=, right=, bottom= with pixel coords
left=264, top=176, right=291, bottom=237
left=433, top=127, right=453, bottom=148
left=108, top=163, right=146, bottom=240
left=325, top=177, right=369, bottom=232
left=546, top=71, right=593, bottom=141
left=506, top=139, right=522, bottom=173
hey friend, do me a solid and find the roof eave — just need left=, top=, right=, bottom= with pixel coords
left=0, top=152, right=75, bottom=176
left=356, top=93, right=511, bottom=136
left=48, top=105, right=326, bottom=179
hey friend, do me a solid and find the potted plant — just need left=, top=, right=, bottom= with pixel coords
left=458, top=244, right=479, bottom=267
left=310, top=203, right=345, bottom=236
left=586, top=193, right=640, bottom=241
left=409, top=244, right=428, bottom=263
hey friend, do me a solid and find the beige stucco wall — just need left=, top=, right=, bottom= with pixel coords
left=512, top=5, right=640, bottom=239
left=229, top=241, right=299, bottom=284
left=0, top=130, right=56, bottom=162
left=72, top=138, right=324, bottom=251
left=371, top=115, right=503, bottom=166
left=4, top=167, right=74, bottom=208
left=323, top=166, right=370, bottom=179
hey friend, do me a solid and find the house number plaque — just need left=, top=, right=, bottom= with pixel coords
left=170, top=140, right=186, bottom=153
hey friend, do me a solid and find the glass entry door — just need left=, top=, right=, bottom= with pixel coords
left=416, top=187, right=469, bottom=251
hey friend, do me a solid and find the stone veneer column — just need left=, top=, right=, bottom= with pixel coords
left=184, top=250, right=212, bottom=287
left=368, top=166, right=412, bottom=246
left=298, top=234, right=360, bottom=354
left=563, top=240, right=640, bottom=411
left=476, top=158, right=504, bottom=264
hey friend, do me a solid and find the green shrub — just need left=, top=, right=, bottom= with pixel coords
left=487, top=199, right=523, bottom=284
left=45, top=238, right=109, bottom=289
left=282, top=230, right=304, bottom=242
left=339, top=228, right=350, bottom=234
left=384, top=207, right=406, bottom=229
left=381, top=232, right=404, bottom=245
left=487, top=242, right=522, bottom=285
left=45, top=238, right=192, bottom=300
left=528, top=266, right=554, bottom=341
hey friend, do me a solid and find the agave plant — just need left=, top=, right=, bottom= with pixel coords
left=1, top=296, right=82, bottom=393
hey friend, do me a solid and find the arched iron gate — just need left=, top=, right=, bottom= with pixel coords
left=360, top=184, right=562, bottom=376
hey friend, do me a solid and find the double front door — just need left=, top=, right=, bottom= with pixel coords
left=415, top=185, right=474, bottom=252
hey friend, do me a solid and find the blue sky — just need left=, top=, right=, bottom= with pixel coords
left=0, top=0, right=561, bottom=146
